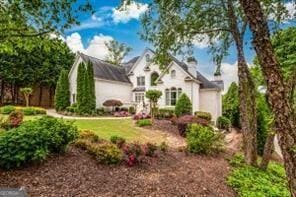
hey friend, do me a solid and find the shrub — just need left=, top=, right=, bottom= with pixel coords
left=66, top=103, right=78, bottom=113
left=88, top=143, right=123, bottom=165
left=110, top=135, right=126, bottom=148
left=143, top=142, right=157, bottom=157
left=217, top=116, right=231, bottom=130
left=176, top=115, right=209, bottom=136
left=22, top=107, right=37, bottom=115
left=113, top=111, right=129, bottom=117
left=1, top=111, right=24, bottom=130
left=96, top=107, right=105, bottom=115
left=122, top=142, right=144, bottom=167
left=0, top=105, right=15, bottom=114
left=175, top=93, right=192, bottom=117
left=0, top=116, right=78, bottom=169
left=54, top=70, right=70, bottom=111
left=157, top=108, right=175, bottom=119
left=79, top=130, right=100, bottom=142
left=227, top=154, right=289, bottom=197
left=128, top=106, right=136, bottom=114
left=186, top=124, right=224, bottom=154
left=133, top=112, right=151, bottom=120
left=194, top=111, right=212, bottom=121
left=136, top=119, right=152, bottom=127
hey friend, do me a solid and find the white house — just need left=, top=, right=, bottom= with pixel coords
left=69, top=48, right=223, bottom=121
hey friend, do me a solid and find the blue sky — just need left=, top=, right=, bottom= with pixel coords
left=64, top=0, right=296, bottom=90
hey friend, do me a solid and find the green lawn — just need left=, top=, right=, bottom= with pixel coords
left=0, top=114, right=166, bottom=143
left=71, top=119, right=166, bottom=143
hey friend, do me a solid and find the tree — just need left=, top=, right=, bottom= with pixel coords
left=20, top=87, right=32, bottom=107
left=54, top=70, right=70, bottom=111
left=145, top=90, right=162, bottom=120
left=222, top=82, right=240, bottom=128
left=0, top=36, right=75, bottom=105
left=175, top=94, right=192, bottom=117
left=239, top=0, right=296, bottom=194
left=0, top=0, right=92, bottom=41
left=138, top=0, right=261, bottom=165
left=105, top=40, right=132, bottom=65
left=87, top=62, right=96, bottom=112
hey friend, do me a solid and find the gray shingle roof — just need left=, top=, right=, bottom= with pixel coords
left=79, top=53, right=131, bottom=83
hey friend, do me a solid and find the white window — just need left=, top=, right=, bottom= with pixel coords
left=135, top=93, right=145, bottom=103
left=171, top=70, right=176, bottom=78
left=165, top=87, right=182, bottom=106
left=137, top=76, right=145, bottom=86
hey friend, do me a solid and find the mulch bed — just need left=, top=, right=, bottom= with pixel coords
left=0, top=147, right=235, bottom=196
left=146, top=119, right=180, bottom=136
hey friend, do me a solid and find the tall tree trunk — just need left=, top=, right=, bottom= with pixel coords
left=239, top=0, right=296, bottom=195
left=227, top=0, right=258, bottom=166
left=260, top=132, right=275, bottom=170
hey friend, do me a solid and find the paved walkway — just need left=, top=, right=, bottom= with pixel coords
left=46, top=109, right=132, bottom=120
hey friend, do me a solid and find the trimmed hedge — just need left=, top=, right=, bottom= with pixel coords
left=0, top=106, right=46, bottom=115
left=217, top=116, right=231, bottom=130
left=175, top=93, right=192, bottom=117
left=157, top=108, right=175, bottom=119
left=194, top=111, right=212, bottom=121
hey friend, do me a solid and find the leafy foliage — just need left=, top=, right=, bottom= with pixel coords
left=1, top=111, right=24, bottom=130
left=194, top=111, right=212, bottom=121
left=176, top=115, right=209, bottom=136
left=0, top=116, right=78, bottom=169
left=105, top=40, right=132, bottom=65
left=217, top=116, right=231, bottom=130
left=157, top=108, right=175, bottom=119
left=222, top=82, right=240, bottom=128
left=0, top=105, right=15, bottom=114
left=175, top=93, right=192, bottom=117
left=136, top=119, right=152, bottom=127
left=20, top=87, right=33, bottom=107
left=145, top=89, right=162, bottom=118
left=227, top=154, right=289, bottom=197
left=55, top=70, right=70, bottom=111
left=76, top=63, right=96, bottom=114
left=186, top=124, right=224, bottom=154
left=110, top=135, right=126, bottom=148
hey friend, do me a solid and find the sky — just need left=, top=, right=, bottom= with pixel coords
left=63, top=0, right=296, bottom=91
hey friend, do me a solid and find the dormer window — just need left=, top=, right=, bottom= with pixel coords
left=171, top=70, right=176, bottom=78
left=145, top=54, right=151, bottom=63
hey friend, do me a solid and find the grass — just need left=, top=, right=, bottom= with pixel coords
left=0, top=114, right=167, bottom=143
left=227, top=154, right=289, bottom=197
left=71, top=119, right=166, bottom=143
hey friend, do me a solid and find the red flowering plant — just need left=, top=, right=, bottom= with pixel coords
left=133, top=112, right=151, bottom=120
left=122, top=142, right=145, bottom=167
left=1, top=111, right=24, bottom=130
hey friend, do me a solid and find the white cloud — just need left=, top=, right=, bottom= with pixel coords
left=285, top=2, right=296, bottom=20
left=66, top=32, right=85, bottom=53
left=65, top=32, right=113, bottom=60
left=112, top=2, right=148, bottom=24
left=220, top=62, right=238, bottom=92
left=86, top=34, right=113, bottom=59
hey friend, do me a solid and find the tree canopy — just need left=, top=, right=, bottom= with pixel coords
left=105, top=40, right=132, bottom=65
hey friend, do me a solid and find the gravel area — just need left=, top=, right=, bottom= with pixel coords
left=0, top=147, right=235, bottom=196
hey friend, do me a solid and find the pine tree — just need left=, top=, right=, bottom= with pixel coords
left=54, top=70, right=70, bottom=111
left=175, top=93, right=192, bottom=117
left=87, top=61, right=96, bottom=112
left=77, top=63, right=87, bottom=113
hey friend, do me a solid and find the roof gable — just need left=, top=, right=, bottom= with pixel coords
left=78, top=53, right=131, bottom=84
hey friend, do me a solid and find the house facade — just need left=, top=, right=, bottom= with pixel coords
left=69, top=48, right=223, bottom=121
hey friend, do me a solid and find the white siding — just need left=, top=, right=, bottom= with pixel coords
left=69, top=57, right=83, bottom=104
left=94, top=79, right=132, bottom=108
left=199, top=89, right=222, bottom=122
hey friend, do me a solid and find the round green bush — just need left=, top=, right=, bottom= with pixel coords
left=88, top=143, right=123, bottom=165
left=175, top=93, right=192, bottom=117
left=186, top=124, right=224, bottom=154
left=0, top=105, right=15, bottom=114
left=22, top=107, right=37, bottom=115
left=194, top=111, right=212, bottom=121
left=0, top=116, right=78, bottom=169
left=217, top=116, right=231, bottom=130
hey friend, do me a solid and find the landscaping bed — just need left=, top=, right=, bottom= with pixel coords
left=0, top=146, right=235, bottom=196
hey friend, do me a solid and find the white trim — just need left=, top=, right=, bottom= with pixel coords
left=128, top=48, right=152, bottom=74
left=68, top=53, right=81, bottom=78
